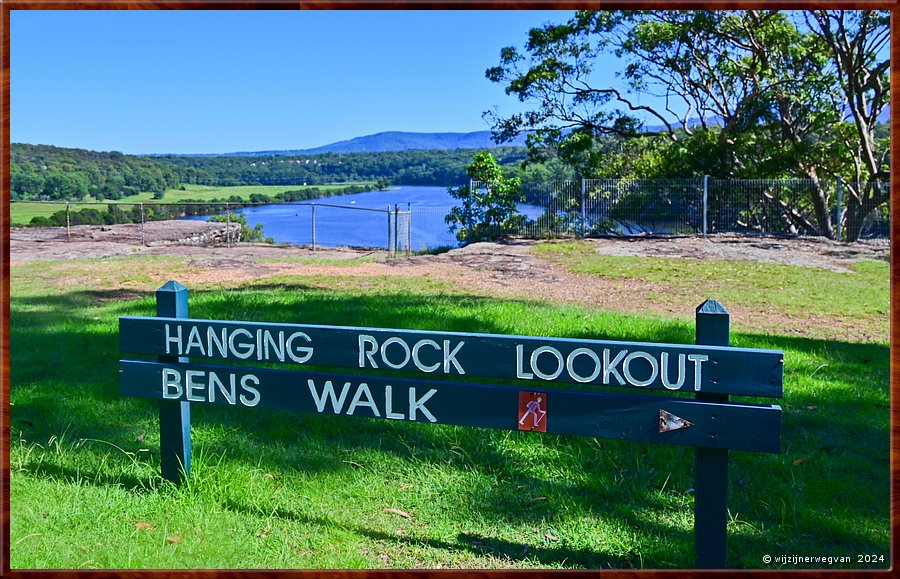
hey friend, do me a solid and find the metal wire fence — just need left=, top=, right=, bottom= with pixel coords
left=10, top=200, right=414, bottom=254
left=11, top=178, right=889, bottom=252
left=473, top=178, right=889, bottom=243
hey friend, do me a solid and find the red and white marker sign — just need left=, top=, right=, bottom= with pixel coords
left=518, top=391, right=548, bottom=432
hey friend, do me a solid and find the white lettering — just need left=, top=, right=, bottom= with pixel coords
left=531, top=346, right=564, bottom=380
left=164, top=324, right=183, bottom=356
left=688, top=354, right=709, bottom=391
left=381, top=337, right=411, bottom=369
left=516, top=344, right=534, bottom=379
left=185, top=370, right=206, bottom=401
left=209, top=371, right=236, bottom=404
left=162, top=367, right=182, bottom=398
left=358, top=334, right=379, bottom=368
left=185, top=326, right=205, bottom=356
left=239, top=374, right=261, bottom=407
left=347, top=383, right=380, bottom=417
left=443, top=340, right=466, bottom=374
left=385, top=385, right=405, bottom=419
left=661, top=352, right=686, bottom=390
left=264, top=330, right=285, bottom=362
left=409, top=388, right=437, bottom=422
left=228, top=329, right=254, bottom=359
left=566, top=347, right=602, bottom=383
left=623, top=351, right=658, bottom=387
left=207, top=327, right=228, bottom=358
left=411, top=339, right=441, bottom=372
left=603, top=349, right=627, bottom=385
left=307, top=379, right=352, bottom=413
left=286, top=332, right=313, bottom=364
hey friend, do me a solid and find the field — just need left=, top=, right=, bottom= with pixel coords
left=8, top=201, right=72, bottom=225
left=9, top=183, right=375, bottom=226
left=8, top=237, right=890, bottom=569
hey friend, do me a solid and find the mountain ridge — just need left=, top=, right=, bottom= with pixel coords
left=200, top=130, right=528, bottom=157
left=179, top=105, right=889, bottom=157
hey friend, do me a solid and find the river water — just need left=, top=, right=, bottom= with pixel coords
left=194, top=185, right=545, bottom=250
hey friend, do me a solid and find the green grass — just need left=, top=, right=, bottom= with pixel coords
left=9, top=257, right=890, bottom=569
left=8, top=201, right=72, bottom=225
left=535, top=241, right=889, bottom=339
left=10, top=183, right=376, bottom=225
left=139, top=183, right=376, bottom=203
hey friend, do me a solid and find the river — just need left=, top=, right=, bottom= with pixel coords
left=192, top=185, right=545, bottom=250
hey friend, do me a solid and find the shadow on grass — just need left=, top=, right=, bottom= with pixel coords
left=14, top=459, right=157, bottom=495
left=219, top=497, right=642, bottom=569
left=9, top=283, right=890, bottom=567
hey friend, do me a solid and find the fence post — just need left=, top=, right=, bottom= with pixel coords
left=835, top=178, right=843, bottom=242
left=581, top=177, right=587, bottom=238
left=312, top=204, right=317, bottom=251
left=225, top=203, right=231, bottom=248
left=407, top=202, right=412, bottom=255
left=387, top=205, right=392, bottom=256
left=140, top=203, right=145, bottom=247
left=694, top=299, right=730, bottom=568
left=156, top=281, right=191, bottom=485
left=468, top=180, right=476, bottom=245
left=66, top=202, right=71, bottom=242
left=702, top=175, right=709, bottom=237
left=394, top=204, right=400, bottom=255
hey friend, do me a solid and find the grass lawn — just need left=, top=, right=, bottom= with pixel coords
left=133, top=183, right=376, bottom=203
left=535, top=241, right=889, bottom=342
left=9, top=183, right=375, bottom=226
left=8, top=202, right=72, bottom=225
left=8, top=249, right=890, bottom=569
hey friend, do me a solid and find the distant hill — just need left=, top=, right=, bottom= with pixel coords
left=213, top=131, right=528, bottom=157
left=642, top=106, right=889, bottom=133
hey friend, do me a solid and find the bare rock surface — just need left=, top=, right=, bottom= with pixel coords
left=10, top=223, right=887, bottom=341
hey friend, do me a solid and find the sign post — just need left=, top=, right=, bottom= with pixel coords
left=156, top=281, right=191, bottom=484
left=694, top=299, right=730, bottom=568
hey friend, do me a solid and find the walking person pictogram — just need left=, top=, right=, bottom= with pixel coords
left=519, top=397, right=546, bottom=427
left=517, top=392, right=548, bottom=432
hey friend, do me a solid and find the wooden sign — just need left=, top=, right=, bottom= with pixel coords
left=119, top=317, right=783, bottom=397
left=119, top=359, right=781, bottom=453
left=118, top=281, right=786, bottom=568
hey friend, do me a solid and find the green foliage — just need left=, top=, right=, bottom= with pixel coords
left=10, top=143, right=537, bottom=201
left=485, top=10, right=890, bottom=240
left=11, top=144, right=179, bottom=200
left=445, top=152, right=525, bottom=243
left=208, top=213, right=274, bottom=244
left=151, top=147, right=528, bottom=188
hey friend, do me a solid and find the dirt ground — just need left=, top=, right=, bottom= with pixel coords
left=9, top=221, right=890, bottom=340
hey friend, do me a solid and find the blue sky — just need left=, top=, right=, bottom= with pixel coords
left=12, top=10, right=590, bottom=155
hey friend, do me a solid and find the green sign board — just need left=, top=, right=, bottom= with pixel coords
left=119, top=359, right=781, bottom=453
left=119, top=317, right=783, bottom=398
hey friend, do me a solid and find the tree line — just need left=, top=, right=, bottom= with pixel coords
left=11, top=144, right=180, bottom=201
left=10, top=143, right=534, bottom=202
left=25, top=184, right=373, bottom=228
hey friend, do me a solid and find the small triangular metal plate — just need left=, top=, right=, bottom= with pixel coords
left=659, top=409, right=694, bottom=433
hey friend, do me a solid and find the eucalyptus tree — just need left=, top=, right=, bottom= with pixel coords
left=486, top=10, right=889, bottom=240
left=803, top=10, right=890, bottom=240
